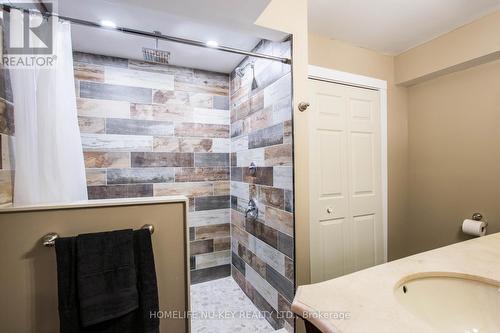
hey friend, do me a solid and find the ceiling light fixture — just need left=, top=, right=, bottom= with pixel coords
left=100, top=20, right=117, bottom=29
left=206, top=40, right=219, bottom=48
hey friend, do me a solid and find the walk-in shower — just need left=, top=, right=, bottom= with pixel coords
left=0, top=1, right=294, bottom=332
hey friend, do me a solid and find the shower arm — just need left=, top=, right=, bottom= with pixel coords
left=0, top=3, right=292, bottom=65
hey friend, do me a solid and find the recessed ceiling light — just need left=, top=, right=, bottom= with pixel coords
left=100, top=20, right=117, bottom=29
left=206, top=40, right=219, bottom=48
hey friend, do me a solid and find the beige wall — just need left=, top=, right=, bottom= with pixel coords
left=395, top=10, right=500, bottom=85
left=0, top=199, right=189, bottom=333
left=406, top=59, right=500, bottom=254
left=308, top=34, right=411, bottom=260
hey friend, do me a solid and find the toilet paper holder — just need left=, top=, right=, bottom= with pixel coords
left=471, top=212, right=488, bottom=226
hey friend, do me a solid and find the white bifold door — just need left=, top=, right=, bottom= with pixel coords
left=308, top=79, right=384, bottom=283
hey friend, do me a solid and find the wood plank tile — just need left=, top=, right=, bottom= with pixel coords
left=284, top=189, right=294, bottom=213
left=107, top=167, right=175, bottom=184
left=243, top=167, right=274, bottom=186
left=127, top=60, right=193, bottom=77
left=246, top=263, right=279, bottom=310
left=213, top=95, right=229, bottom=110
left=153, top=182, right=213, bottom=197
left=77, top=98, right=130, bottom=119
left=80, top=81, right=152, bottom=104
left=265, top=264, right=294, bottom=303
left=84, top=152, right=130, bottom=168
left=263, top=73, right=292, bottom=108
left=0, top=134, right=14, bottom=170
left=175, top=167, right=229, bottom=182
left=74, top=62, right=104, bottom=82
left=272, top=166, right=293, bottom=190
left=231, top=208, right=246, bottom=229
left=73, top=52, right=128, bottom=68
left=189, top=209, right=230, bottom=227
left=195, top=223, right=230, bottom=240
left=153, top=137, right=181, bottom=152
left=106, top=118, right=174, bottom=136
left=238, top=243, right=267, bottom=278
left=187, top=92, right=212, bottom=108
left=278, top=294, right=294, bottom=327
left=190, top=239, right=214, bottom=255
left=194, top=195, right=230, bottom=211
left=190, top=264, right=230, bottom=284
left=258, top=186, right=285, bottom=209
left=245, top=218, right=278, bottom=249
left=153, top=90, right=189, bottom=105
left=277, top=232, right=294, bottom=259
left=213, top=181, right=230, bottom=195
left=78, top=116, right=105, bottom=134
left=264, top=144, right=292, bottom=166
left=87, top=184, right=153, bottom=199
left=194, top=153, right=229, bottom=167
left=193, top=107, right=230, bottom=125
left=131, top=152, right=193, bottom=167
left=180, top=138, right=215, bottom=153
left=0, top=170, right=13, bottom=205
left=214, top=237, right=230, bottom=251
left=284, top=256, right=294, bottom=282
left=283, top=120, right=292, bottom=145
left=248, top=123, right=283, bottom=149
left=231, top=181, right=249, bottom=200
left=265, top=206, right=293, bottom=236
left=85, top=168, right=106, bottom=186
left=81, top=133, right=153, bottom=152
left=232, top=252, right=246, bottom=275
left=0, top=100, right=14, bottom=136
left=175, top=123, right=230, bottom=138
left=105, top=66, right=174, bottom=90
left=195, top=250, right=230, bottom=269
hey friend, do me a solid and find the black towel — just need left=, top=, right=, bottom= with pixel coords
left=55, top=229, right=160, bottom=333
left=76, top=229, right=139, bottom=326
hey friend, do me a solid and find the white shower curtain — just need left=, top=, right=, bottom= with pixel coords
left=10, top=19, right=88, bottom=205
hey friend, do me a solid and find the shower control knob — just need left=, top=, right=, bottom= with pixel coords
left=326, top=207, right=333, bottom=214
left=298, top=102, right=310, bottom=112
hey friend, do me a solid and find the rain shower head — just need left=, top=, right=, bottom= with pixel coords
left=142, top=31, right=171, bottom=64
left=142, top=47, right=171, bottom=64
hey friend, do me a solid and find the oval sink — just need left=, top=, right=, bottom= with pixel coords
left=395, top=273, right=500, bottom=333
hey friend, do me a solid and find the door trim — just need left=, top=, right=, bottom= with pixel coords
left=307, top=65, right=388, bottom=262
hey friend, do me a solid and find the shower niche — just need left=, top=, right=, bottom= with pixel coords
left=0, top=1, right=294, bottom=332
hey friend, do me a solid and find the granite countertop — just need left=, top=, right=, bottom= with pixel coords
left=292, top=232, right=500, bottom=333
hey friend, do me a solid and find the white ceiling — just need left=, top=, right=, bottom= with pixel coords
left=57, top=0, right=287, bottom=73
left=309, top=0, right=500, bottom=55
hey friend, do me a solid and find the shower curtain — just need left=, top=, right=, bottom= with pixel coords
left=10, top=19, right=88, bottom=205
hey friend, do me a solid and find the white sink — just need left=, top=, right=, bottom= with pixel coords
left=395, top=273, right=500, bottom=333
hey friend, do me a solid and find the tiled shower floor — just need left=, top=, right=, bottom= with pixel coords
left=190, top=276, right=287, bottom=333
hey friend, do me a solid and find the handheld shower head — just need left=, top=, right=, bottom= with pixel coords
left=235, top=62, right=258, bottom=90
left=235, top=62, right=254, bottom=78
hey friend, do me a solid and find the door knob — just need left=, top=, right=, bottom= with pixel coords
left=326, top=207, right=333, bottom=214
left=298, top=102, right=310, bottom=112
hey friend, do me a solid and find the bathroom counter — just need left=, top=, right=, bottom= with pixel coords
left=292, top=232, right=500, bottom=333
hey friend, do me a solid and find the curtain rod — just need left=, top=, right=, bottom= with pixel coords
left=0, top=4, right=292, bottom=65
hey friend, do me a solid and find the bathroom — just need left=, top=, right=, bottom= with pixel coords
left=0, top=0, right=500, bottom=333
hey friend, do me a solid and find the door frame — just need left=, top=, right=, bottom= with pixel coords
left=308, top=65, right=388, bottom=262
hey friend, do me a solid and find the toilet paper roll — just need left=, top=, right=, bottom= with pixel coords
left=462, top=219, right=487, bottom=237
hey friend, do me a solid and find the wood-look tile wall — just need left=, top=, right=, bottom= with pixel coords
left=74, top=52, right=231, bottom=284
left=229, top=40, right=294, bottom=331
left=0, top=67, right=14, bottom=206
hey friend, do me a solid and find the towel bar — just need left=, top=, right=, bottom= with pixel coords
left=41, top=224, right=155, bottom=247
